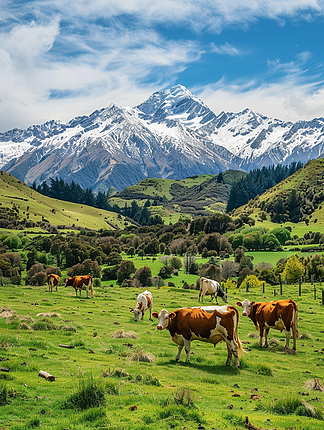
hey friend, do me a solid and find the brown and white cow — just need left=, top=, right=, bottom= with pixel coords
left=47, top=274, right=60, bottom=292
left=236, top=299, right=298, bottom=351
left=152, top=305, right=244, bottom=368
left=199, top=277, right=228, bottom=304
left=65, top=275, right=94, bottom=298
left=129, top=290, right=153, bottom=321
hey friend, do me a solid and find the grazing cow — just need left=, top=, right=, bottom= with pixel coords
left=65, top=275, right=94, bottom=298
left=129, top=290, right=153, bottom=322
left=152, top=305, right=244, bottom=368
left=236, top=299, right=298, bottom=351
left=199, top=277, right=228, bottom=304
left=47, top=274, right=60, bottom=292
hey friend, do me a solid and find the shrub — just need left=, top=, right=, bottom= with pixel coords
left=158, top=265, right=174, bottom=279
left=101, top=265, right=119, bottom=280
left=93, top=278, right=101, bottom=288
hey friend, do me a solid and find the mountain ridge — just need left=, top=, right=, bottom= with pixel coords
left=1, top=84, right=324, bottom=192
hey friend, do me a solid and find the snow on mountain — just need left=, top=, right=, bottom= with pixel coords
left=1, top=84, right=324, bottom=192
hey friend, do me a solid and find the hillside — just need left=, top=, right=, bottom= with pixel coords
left=109, top=170, right=247, bottom=220
left=232, top=159, right=324, bottom=230
left=0, top=171, right=126, bottom=231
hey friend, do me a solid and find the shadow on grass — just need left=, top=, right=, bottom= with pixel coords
left=156, top=359, right=240, bottom=375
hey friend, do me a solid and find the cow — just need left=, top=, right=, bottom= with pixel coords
left=64, top=275, right=94, bottom=298
left=152, top=305, right=244, bottom=368
left=129, top=290, right=153, bottom=322
left=47, top=274, right=60, bottom=292
left=236, top=299, right=298, bottom=351
left=198, top=277, right=228, bottom=304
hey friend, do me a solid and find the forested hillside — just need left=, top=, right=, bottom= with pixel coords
left=233, top=159, right=324, bottom=226
left=226, top=162, right=303, bottom=212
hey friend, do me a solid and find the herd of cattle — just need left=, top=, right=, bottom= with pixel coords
left=48, top=273, right=299, bottom=368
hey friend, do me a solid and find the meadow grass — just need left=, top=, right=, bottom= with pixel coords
left=0, top=281, right=323, bottom=429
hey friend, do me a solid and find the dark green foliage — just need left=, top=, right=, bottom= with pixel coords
left=158, top=265, right=174, bottom=279
left=101, top=265, right=119, bottom=280
left=36, top=177, right=121, bottom=213
left=0, top=382, right=9, bottom=406
left=133, top=266, right=152, bottom=287
left=116, top=260, right=136, bottom=283
left=227, top=162, right=303, bottom=212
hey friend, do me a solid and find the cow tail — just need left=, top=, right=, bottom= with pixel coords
left=90, top=277, right=94, bottom=298
left=231, top=306, right=247, bottom=357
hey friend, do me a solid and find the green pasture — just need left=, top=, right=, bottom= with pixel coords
left=0, top=171, right=126, bottom=231
left=1, top=280, right=323, bottom=430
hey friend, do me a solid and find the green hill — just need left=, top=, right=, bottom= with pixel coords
left=0, top=171, right=125, bottom=231
left=232, top=158, right=324, bottom=233
left=109, top=170, right=247, bottom=222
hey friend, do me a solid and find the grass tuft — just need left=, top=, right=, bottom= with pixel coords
left=61, top=374, right=106, bottom=410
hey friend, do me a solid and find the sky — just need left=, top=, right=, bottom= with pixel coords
left=1, top=0, right=324, bottom=132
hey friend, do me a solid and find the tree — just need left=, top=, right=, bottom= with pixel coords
left=133, top=266, right=152, bottom=287
left=282, top=255, right=304, bottom=283
left=169, top=256, right=182, bottom=270
left=117, top=260, right=136, bottom=283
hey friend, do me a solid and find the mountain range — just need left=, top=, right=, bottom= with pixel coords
left=1, top=84, right=324, bottom=193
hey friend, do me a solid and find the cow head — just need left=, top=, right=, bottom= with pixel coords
left=129, top=304, right=142, bottom=322
left=236, top=299, right=254, bottom=316
left=64, top=277, right=71, bottom=287
left=152, top=309, right=175, bottom=330
left=220, top=290, right=228, bottom=303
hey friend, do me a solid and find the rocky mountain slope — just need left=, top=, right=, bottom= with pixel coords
left=1, top=85, right=324, bottom=192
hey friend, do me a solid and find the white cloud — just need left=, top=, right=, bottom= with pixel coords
left=194, top=77, right=324, bottom=122
left=210, top=42, right=242, bottom=56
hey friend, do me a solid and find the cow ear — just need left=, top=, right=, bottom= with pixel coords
left=169, top=312, right=176, bottom=320
left=129, top=308, right=134, bottom=312
left=236, top=301, right=242, bottom=307
left=152, top=312, right=158, bottom=318
left=250, top=301, right=255, bottom=306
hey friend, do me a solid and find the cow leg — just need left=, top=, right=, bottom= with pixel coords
left=149, top=308, right=152, bottom=321
left=259, top=325, right=264, bottom=347
left=284, top=329, right=291, bottom=350
left=175, top=345, right=183, bottom=361
left=225, top=342, right=232, bottom=366
left=292, top=327, right=297, bottom=351
left=264, top=328, right=270, bottom=348
left=183, top=338, right=191, bottom=362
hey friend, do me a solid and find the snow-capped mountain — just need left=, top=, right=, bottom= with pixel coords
left=1, top=84, right=324, bottom=192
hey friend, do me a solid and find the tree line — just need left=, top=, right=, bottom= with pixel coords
left=226, top=162, right=303, bottom=212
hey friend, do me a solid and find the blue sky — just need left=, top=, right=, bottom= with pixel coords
left=1, top=0, right=324, bottom=131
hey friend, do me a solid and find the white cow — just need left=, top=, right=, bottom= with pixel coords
left=129, top=290, right=153, bottom=322
left=199, top=277, right=228, bottom=303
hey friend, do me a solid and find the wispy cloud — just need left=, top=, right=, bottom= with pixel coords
left=210, top=42, right=242, bottom=56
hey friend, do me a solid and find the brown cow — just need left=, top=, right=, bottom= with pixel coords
left=65, top=275, right=94, bottom=298
left=47, top=274, right=60, bottom=292
left=152, top=305, right=245, bottom=368
left=236, top=299, right=298, bottom=351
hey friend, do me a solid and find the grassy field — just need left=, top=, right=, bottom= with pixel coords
left=1, top=279, right=323, bottom=429
left=0, top=171, right=126, bottom=231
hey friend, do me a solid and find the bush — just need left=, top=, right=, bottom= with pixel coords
left=158, top=265, right=174, bottom=279
left=133, top=266, right=152, bottom=287
left=101, top=265, right=119, bottom=281
left=93, top=278, right=101, bottom=288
